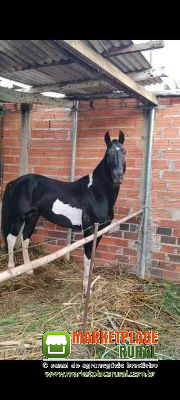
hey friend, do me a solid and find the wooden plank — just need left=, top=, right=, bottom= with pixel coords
left=66, top=93, right=128, bottom=100
left=0, top=209, right=143, bottom=284
left=0, top=86, right=73, bottom=107
left=103, top=41, right=164, bottom=57
left=59, top=40, right=158, bottom=105
left=27, top=78, right=112, bottom=93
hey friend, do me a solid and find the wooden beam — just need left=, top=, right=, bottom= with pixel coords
left=24, top=78, right=114, bottom=94
left=66, top=93, right=129, bottom=100
left=59, top=40, right=158, bottom=105
left=103, top=40, right=164, bottom=57
left=0, top=86, right=73, bottom=107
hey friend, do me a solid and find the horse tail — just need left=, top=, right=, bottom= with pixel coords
left=1, top=181, right=13, bottom=252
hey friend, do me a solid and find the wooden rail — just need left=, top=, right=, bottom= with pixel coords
left=0, top=209, right=143, bottom=284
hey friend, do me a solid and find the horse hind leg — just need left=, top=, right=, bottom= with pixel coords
left=7, top=219, right=24, bottom=269
left=7, top=233, right=17, bottom=269
left=21, top=214, right=39, bottom=275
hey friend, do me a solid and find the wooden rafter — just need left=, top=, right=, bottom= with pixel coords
left=103, top=40, right=164, bottom=58
left=59, top=40, right=158, bottom=105
left=21, top=78, right=115, bottom=94
left=0, top=86, right=73, bottom=107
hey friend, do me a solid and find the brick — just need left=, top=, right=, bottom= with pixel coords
left=163, top=150, right=180, bottom=159
left=161, top=128, right=179, bottom=137
left=130, top=224, right=139, bottom=232
left=173, top=229, right=180, bottom=237
left=160, top=245, right=177, bottom=254
left=124, top=248, right=137, bottom=256
left=161, top=236, right=176, bottom=244
left=158, top=220, right=180, bottom=228
left=148, top=268, right=163, bottom=278
left=113, top=238, right=128, bottom=247
left=152, top=252, right=166, bottom=261
left=163, top=171, right=180, bottom=180
left=163, top=270, right=180, bottom=282
left=119, top=223, right=129, bottom=231
left=117, top=254, right=129, bottom=263
left=168, top=254, right=180, bottom=263
left=159, top=262, right=176, bottom=271
left=156, top=227, right=172, bottom=236
left=124, top=231, right=138, bottom=240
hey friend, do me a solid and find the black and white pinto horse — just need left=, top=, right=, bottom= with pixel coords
left=1, top=131, right=126, bottom=293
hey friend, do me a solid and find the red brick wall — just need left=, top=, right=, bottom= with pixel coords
left=150, top=97, right=180, bottom=281
left=2, top=103, right=21, bottom=186
left=1, top=97, right=180, bottom=282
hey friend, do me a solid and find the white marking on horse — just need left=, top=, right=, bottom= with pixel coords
left=52, top=199, right=82, bottom=226
left=88, top=172, right=93, bottom=188
left=116, top=147, right=120, bottom=151
left=7, top=234, right=17, bottom=269
left=20, top=236, right=33, bottom=275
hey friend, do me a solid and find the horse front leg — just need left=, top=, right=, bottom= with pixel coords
left=83, top=233, right=102, bottom=295
left=83, top=241, right=92, bottom=295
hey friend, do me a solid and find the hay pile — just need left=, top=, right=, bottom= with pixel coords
left=0, top=248, right=179, bottom=360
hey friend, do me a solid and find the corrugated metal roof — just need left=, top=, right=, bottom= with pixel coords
left=0, top=40, right=162, bottom=100
left=86, top=40, right=151, bottom=73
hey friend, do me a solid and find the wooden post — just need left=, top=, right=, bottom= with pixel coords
left=82, top=223, right=99, bottom=334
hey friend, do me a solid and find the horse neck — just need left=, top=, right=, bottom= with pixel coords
left=92, top=156, right=120, bottom=206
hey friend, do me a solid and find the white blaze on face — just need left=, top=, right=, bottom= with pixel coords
left=52, top=199, right=82, bottom=226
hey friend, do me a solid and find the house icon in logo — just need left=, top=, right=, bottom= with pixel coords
left=46, top=334, right=67, bottom=355
left=43, top=331, right=71, bottom=359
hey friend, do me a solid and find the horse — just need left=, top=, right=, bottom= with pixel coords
left=1, top=130, right=126, bottom=293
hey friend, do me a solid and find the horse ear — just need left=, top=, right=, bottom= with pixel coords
left=104, top=131, right=111, bottom=147
left=119, top=130, right=125, bottom=144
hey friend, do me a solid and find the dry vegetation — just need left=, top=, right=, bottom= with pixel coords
left=0, top=247, right=179, bottom=360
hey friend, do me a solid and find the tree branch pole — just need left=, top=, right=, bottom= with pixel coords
left=82, top=223, right=99, bottom=333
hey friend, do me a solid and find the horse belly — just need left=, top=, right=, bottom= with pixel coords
left=39, top=198, right=82, bottom=230
left=52, top=199, right=82, bottom=225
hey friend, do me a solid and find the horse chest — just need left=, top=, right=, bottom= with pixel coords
left=52, top=199, right=82, bottom=226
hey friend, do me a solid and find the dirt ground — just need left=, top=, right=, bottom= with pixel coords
left=0, top=248, right=179, bottom=360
